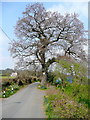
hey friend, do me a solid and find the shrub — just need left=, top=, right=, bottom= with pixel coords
left=12, top=84, right=19, bottom=90
left=47, top=72, right=55, bottom=83
left=18, top=80, right=23, bottom=86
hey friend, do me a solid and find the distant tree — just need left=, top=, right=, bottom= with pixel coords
left=1, top=68, right=14, bottom=76
left=9, top=3, right=87, bottom=85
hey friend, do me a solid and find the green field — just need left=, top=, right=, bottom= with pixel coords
left=0, top=76, right=16, bottom=79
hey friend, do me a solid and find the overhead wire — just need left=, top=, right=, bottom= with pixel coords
left=0, top=26, right=12, bottom=41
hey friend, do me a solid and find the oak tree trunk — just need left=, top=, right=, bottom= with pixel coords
left=41, top=64, right=48, bottom=86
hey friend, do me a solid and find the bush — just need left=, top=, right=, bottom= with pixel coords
left=2, top=81, right=11, bottom=86
left=47, top=72, right=55, bottom=83
left=12, top=84, right=19, bottom=90
left=18, top=80, right=23, bottom=86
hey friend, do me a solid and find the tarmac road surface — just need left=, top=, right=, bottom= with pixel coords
left=1, top=82, right=46, bottom=118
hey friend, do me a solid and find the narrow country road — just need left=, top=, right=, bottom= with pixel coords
left=1, top=82, right=46, bottom=118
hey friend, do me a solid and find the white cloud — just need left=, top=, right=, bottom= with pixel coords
left=47, top=2, right=88, bottom=19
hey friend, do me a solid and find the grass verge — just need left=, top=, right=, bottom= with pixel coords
left=62, top=82, right=89, bottom=108
left=1, top=84, right=26, bottom=98
left=37, top=84, right=47, bottom=90
left=44, top=87, right=89, bottom=119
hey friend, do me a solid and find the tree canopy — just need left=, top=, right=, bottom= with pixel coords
left=9, top=3, right=87, bottom=85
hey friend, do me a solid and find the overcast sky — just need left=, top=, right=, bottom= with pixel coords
left=0, top=0, right=88, bottom=69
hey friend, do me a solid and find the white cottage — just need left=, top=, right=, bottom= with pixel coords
left=10, top=72, right=17, bottom=77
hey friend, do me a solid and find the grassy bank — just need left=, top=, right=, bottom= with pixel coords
left=0, top=84, right=27, bottom=98
left=44, top=86, right=89, bottom=119
left=0, top=76, right=30, bottom=98
left=63, top=82, right=89, bottom=108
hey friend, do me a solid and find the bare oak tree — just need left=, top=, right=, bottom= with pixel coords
left=9, top=3, right=87, bottom=85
